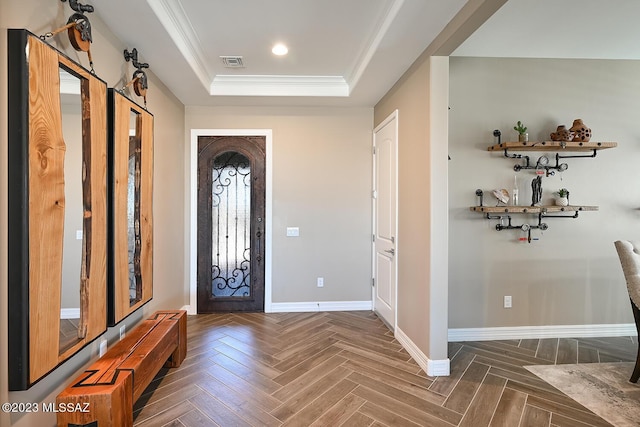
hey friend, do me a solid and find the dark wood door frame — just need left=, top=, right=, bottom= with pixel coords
left=189, top=130, right=272, bottom=314
left=197, top=135, right=266, bottom=312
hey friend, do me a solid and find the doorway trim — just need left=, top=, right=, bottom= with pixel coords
left=372, top=110, right=399, bottom=332
left=187, top=129, right=273, bottom=314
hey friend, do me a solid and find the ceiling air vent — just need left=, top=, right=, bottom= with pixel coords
left=220, top=56, right=245, bottom=68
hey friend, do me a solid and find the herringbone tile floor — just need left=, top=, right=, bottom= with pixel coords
left=132, top=312, right=636, bottom=426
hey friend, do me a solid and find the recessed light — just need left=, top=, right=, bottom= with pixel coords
left=272, top=43, right=288, bottom=56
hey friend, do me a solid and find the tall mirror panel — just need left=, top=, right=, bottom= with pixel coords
left=128, top=108, right=142, bottom=306
left=58, top=66, right=84, bottom=355
left=7, top=29, right=108, bottom=390
left=108, top=89, right=154, bottom=325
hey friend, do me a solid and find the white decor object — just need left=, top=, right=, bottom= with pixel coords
left=492, top=188, right=509, bottom=205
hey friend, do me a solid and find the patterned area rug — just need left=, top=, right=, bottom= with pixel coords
left=525, top=363, right=640, bottom=427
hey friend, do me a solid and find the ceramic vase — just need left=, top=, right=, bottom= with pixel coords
left=555, top=197, right=569, bottom=207
left=550, top=125, right=574, bottom=142
left=570, top=119, right=592, bottom=142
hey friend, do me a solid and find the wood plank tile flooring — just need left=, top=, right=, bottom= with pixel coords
left=59, top=318, right=80, bottom=354
left=133, top=312, right=637, bottom=426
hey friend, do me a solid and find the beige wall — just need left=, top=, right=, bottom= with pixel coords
left=186, top=106, right=373, bottom=305
left=374, top=57, right=450, bottom=364
left=365, top=0, right=507, bottom=371
left=60, top=104, right=83, bottom=309
left=448, top=56, right=638, bottom=329
left=12, top=1, right=633, bottom=425
left=0, top=1, right=186, bottom=425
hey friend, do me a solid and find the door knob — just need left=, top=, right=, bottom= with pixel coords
left=384, top=249, right=395, bottom=255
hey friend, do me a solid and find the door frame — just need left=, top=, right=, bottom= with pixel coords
left=372, top=110, right=398, bottom=331
left=188, top=129, right=272, bottom=314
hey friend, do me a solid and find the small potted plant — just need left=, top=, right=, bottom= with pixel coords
left=514, top=121, right=528, bottom=143
left=555, top=188, right=569, bottom=206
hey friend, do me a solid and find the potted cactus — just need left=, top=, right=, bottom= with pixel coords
left=514, top=121, right=528, bottom=143
left=555, top=188, right=569, bottom=206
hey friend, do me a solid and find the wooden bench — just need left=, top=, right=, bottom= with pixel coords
left=56, top=310, right=187, bottom=427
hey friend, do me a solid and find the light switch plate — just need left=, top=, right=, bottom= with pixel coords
left=286, top=227, right=300, bottom=237
left=504, top=295, right=512, bottom=308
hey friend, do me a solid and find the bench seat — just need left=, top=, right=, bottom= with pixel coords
left=56, top=310, right=187, bottom=427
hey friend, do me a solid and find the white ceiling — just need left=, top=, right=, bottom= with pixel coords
left=453, top=0, right=640, bottom=60
left=95, top=0, right=468, bottom=107
left=94, top=0, right=640, bottom=108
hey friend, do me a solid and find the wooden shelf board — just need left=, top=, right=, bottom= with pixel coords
left=470, top=205, right=598, bottom=213
left=488, top=141, right=616, bottom=152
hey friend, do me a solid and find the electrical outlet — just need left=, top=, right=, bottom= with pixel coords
left=99, top=339, right=107, bottom=357
left=317, top=277, right=324, bottom=287
left=504, top=295, right=512, bottom=308
left=120, top=325, right=126, bottom=340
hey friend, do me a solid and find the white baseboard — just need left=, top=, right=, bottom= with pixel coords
left=269, top=301, right=372, bottom=313
left=60, top=308, right=80, bottom=319
left=181, top=305, right=197, bottom=315
left=448, top=323, right=637, bottom=342
left=181, top=301, right=372, bottom=314
left=396, top=327, right=450, bottom=377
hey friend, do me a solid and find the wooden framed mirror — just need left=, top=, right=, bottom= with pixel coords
left=7, top=29, right=108, bottom=390
left=108, top=89, right=153, bottom=325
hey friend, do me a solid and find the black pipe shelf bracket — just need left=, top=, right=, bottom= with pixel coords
left=470, top=139, right=616, bottom=242
left=488, top=212, right=549, bottom=243
left=488, top=140, right=616, bottom=175
left=470, top=205, right=597, bottom=243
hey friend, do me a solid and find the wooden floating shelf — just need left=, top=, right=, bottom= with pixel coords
left=470, top=205, right=598, bottom=214
left=488, top=141, right=617, bottom=152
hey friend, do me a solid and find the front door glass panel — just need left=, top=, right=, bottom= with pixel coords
left=210, top=152, right=251, bottom=297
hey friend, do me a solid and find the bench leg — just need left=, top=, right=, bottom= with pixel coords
left=57, top=371, right=133, bottom=427
left=158, top=310, right=187, bottom=368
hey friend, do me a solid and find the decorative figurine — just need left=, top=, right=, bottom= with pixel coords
left=570, top=119, right=592, bottom=142
left=550, top=125, right=575, bottom=142
left=531, top=176, right=542, bottom=206
left=492, top=189, right=509, bottom=205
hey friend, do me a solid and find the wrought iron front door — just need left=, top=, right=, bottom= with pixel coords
left=197, top=136, right=265, bottom=312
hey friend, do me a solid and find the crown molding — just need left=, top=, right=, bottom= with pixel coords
left=147, top=0, right=212, bottom=91
left=211, top=75, right=349, bottom=97
left=148, top=0, right=404, bottom=98
left=346, top=0, right=404, bottom=93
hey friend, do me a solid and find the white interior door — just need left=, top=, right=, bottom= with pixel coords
left=373, top=111, right=398, bottom=329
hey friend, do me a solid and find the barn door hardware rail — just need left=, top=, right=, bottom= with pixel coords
left=123, top=48, right=150, bottom=106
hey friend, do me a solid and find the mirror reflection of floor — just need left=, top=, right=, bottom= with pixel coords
left=59, top=318, right=80, bottom=355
